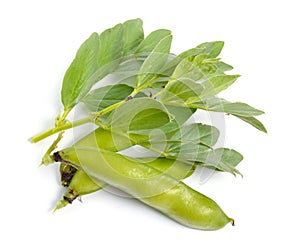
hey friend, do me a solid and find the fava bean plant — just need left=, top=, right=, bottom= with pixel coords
left=31, top=19, right=266, bottom=230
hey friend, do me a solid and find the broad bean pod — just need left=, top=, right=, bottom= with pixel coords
left=56, top=127, right=194, bottom=210
left=54, top=147, right=233, bottom=230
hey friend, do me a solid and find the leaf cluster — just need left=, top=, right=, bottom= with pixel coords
left=39, top=19, right=267, bottom=175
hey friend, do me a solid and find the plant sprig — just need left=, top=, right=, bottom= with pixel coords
left=31, top=18, right=266, bottom=172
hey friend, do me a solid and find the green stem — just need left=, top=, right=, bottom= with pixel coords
left=94, top=100, right=125, bottom=119
left=31, top=117, right=91, bottom=143
left=31, top=101, right=201, bottom=144
left=32, top=100, right=121, bottom=143
left=134, top=76, right=159, bottom=94
left=32, top=76, right=160, bottom=143
left=41, top=132, right=64, bottom=165
left=61, top=108, right=71, bottom=121
left=161, top=101, right=207, bottom=111
left=151, top=89, right=164, bottom=99
left=93, top=76, right=159, bottom=119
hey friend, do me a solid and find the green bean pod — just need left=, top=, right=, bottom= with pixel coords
left=56, top=126, right=190, bottom=210
left=59, top=127, right=145, bottom=186
left=71, top=126, right=146, bottom=151
left=54, top=147, right=233, bottom=230
left=56, top=127, right=194, bottom=210
left=55, top=157, right=195, bottom=211
left=54, top=170, right=107, bottom=211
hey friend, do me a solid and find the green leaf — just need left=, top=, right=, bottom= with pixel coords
left=150, top=80, right=168, bottom=89
left=61, top=19, right=143, bottom=110
left=87, top=23, right=126, bottom=88
left=144, top=123, right=219, bottom=162
left=159, top=41, right=226, bottom=82
left=233, top=115, right=267, bottom=133
left=109, top=98, right=171, bottom=133
left=130, top=105, right=196, bottom=140
left=171, top=123, right=219, bottom=147
left=213, top=61, right=233, bottom=73
left=161, top=49, right=208, bottom=77
left=128, top=120, right=180, bottom=141
left=201, top=98, right=265, bottom=117
left=106, top=59, right=143, bottom=87
left=142, top=145, right=241, bottom=175
left=178, top=47, right=206, bottom=59
left=199, top=75, right=240, bottom=99
left=61, top=33, right=100, bottom=109
left=136, top=144, right=243, bottom=175
left=165, top=105, right=196, bottom=125
left=123, top=19, right=144, bottom=55
left=171, top=55, right=207, bottom=82
left=135, top=29, right=171, bottom=54
left=161, top=78, right=204, bottom=103
left=136, top=34, right=172, bottom=87
left=162, top=49, right=206, bottom=77
left=82, top=84, right=134, bottom=112
left=164, top=123, right=220, bottom=157
left=166, top=144, right=206, bottom=160
left=64, top=19, right=145, bottom=107
left=196, top=148, right=243, bottom=176
left=214, top=102, right=264, bottom=116
left=98, top=23, right=124, bottom=66
left=162, top=69, right=238, bottom=106
left=196, top=41, right=224, bottom=58
left=162, top=43, right=223, bottom=79
left=176, top=41, right=224, bottom=60
left=130, top=108, right=170, bottom=131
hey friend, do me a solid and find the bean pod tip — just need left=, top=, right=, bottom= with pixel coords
left=230, top=218, right=235, bottom=226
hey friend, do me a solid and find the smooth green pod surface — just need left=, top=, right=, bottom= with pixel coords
left=59, top=127, right=145, bottom=185
left=56, top=126, right=194, bottom=210
left=55, top=147, right=233, bottom=230
left=55, top=170, right=107, bottom=211
left=72, top=126, right=147, bottom=151
left=55, top=156, right=195, bottom=210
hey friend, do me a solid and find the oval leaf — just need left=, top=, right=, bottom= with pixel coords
left=136, top=34, right=172, bottom=87
left=199, top=75, right=240, bottom=100
left=161, top=78, right=204, bottom=103
left=196, top=148, right=243, bottom=176
left=201, top=97, right=265, bottom=117
left=196, top=41, right=224, bottom=58
left=123, top=18, right=144, bottom=55
left=97, top=23, right=124, bottom=67
left=82, top=84, right=134, bottom=112
left=135, top=29, right=171, bottom=54
left=109, top=98, right=171, bottom=133
left=233, top=115, right=267, bottom=133
left=61, top=33, right=100, bottom=109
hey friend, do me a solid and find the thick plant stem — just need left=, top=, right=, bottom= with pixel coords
left=93, top=100, right=125, bottom=119
left=31, top=77, right=160, bottom=144
left=31, top=100, right=124, bottom=143
left=31, top=117, right=91, bottom=143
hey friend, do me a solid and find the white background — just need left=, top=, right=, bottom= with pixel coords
left=1, top=0, right=299, bottom=248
